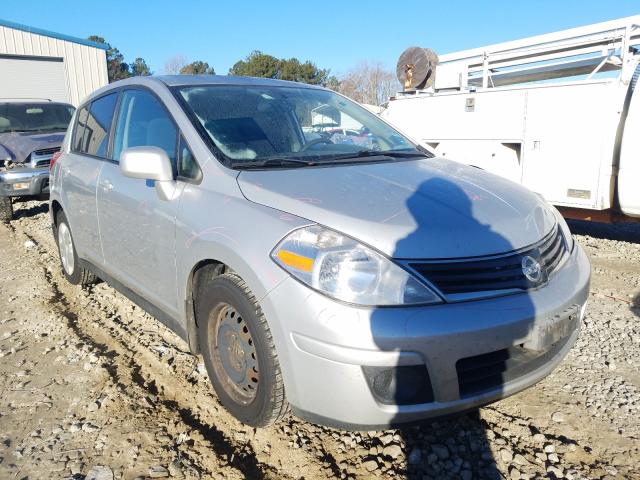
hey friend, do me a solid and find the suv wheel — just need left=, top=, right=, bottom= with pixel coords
left=55, top=211, right=97, bottom=285
left=197, top=272, right=288, bottom=426
left=0, top=197, right=13, bottom=223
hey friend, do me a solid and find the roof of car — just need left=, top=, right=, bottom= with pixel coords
left=156, top=74, right=326, bottom=89
left=80, top=75, right=326, bottom=106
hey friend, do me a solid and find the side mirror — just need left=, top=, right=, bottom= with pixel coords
left=120, top=146, right=173, bottom=182
left=119, top=146, right=177, bottom=201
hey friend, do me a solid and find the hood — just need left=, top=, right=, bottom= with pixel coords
left=0, top=131, right=65, bottom=163
left=237, top=157, right=556, bottom=259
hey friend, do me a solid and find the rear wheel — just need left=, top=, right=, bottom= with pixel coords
left=55, top=211, right=97, bottom=285
left=197, top=272, right=288, bottom=426
left=0, top=197, right=13, bottom=223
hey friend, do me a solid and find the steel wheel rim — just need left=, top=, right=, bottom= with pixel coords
left=210, top=302, right=259, bottom=405
left=58, top=223, right=75, bottom=275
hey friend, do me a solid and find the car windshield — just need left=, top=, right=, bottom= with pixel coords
left=0, top=103, right=75, bottom=134
left=176, top=85, right=425, bottom=167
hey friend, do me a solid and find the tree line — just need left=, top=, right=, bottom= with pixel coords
left=91, top=36, right=399, bottom=106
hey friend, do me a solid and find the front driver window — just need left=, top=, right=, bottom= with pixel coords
left=113, top=89, right=177, bottom=164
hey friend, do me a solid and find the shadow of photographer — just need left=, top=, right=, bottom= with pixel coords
left=366, top=175, right=541, bottom=479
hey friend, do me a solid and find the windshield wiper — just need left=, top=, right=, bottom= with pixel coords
left=375, top=150, right=430, bottom=158
left=234, top=150, right=430, bottom=169
left=320, top=149, right=428, bottom=163
left=235, top=157, right=318, bottom=169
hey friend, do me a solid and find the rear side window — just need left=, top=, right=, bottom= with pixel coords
left=72, top=93, right=118, bottom=158
left=72, top=106, right=89, bottom=152
left=113, top=89, right=177, bottom=164
left=85, top=93, right=118, bottom=157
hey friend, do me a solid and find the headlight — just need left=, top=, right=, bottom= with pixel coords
left=271, top=225, right=442, bottom=306
left=550, top=206, right=574, bottom=253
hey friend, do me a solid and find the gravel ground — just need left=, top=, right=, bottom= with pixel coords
left=0, top=200, right=638, bottom=480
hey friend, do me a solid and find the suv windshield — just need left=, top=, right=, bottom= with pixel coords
left=0, top=102, right=75, bottom=134
left=176, top=85, right=425, bottom=167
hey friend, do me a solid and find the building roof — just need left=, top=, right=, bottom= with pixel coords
left=0, top=18, right=109, bottom=50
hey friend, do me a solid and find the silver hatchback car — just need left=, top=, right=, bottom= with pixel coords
left=50, top=76, right=590, bottom=429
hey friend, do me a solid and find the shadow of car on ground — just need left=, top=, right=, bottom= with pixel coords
left=12, top=198, right=49, bottom=220
left=567, top=219, right=640, bottom=243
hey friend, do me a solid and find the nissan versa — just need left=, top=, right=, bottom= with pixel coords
left=50, top=76, right=590, bottom=428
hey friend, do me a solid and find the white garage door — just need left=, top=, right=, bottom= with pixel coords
left=0, top=56, right=69, bottom=103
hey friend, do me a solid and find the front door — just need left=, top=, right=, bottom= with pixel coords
left=96, top=88, right=182, bottom=318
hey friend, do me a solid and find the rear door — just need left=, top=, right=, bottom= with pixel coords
left=61, top=92, right=119, bottom=264
left=96, top=88, right=183, bottom=318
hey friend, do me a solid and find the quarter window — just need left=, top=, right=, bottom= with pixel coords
left=177, top=135, right=201, bottom=180
left=113, top=89, right=177, bottom=164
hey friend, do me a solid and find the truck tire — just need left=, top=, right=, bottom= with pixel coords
left=0, top=197, right=13, bottom=223
left=55, top=211, right=97, bottom=286
left=196, top=272, right=289, bottom=426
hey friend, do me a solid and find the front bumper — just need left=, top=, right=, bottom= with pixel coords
left=0, top=167, right=49, bottom=197
left=261, top=243, right=590, bottom=429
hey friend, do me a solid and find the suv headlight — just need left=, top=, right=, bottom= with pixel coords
left=271, top=225, right=442, bottom=306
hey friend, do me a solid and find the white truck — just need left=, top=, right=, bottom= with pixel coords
left=382, top=16, right=640, bottom=222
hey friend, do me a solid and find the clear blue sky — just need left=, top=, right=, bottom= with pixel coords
left=2, top=1, right=639, bottom=76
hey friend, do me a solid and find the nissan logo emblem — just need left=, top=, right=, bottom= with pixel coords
left=521, top=255, right=543, bottom=283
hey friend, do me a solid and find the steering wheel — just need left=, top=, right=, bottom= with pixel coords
left=300, top=138, right=334, bottom=152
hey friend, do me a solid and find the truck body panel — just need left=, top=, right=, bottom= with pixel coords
left=383, top=16, right=640, bottom=219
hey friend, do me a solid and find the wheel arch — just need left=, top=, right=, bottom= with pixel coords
left=182, top=241, right=290, bottom=356
left=50, top=199, right=63, bottom=229
left=185, top=259, right=230, bottom=354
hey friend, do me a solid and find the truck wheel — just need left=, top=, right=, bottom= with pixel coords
left=55, top=211, right=97, bottom=286
left=0, top=197, right=13, bottom=223
left=197, top=272, right=288, bottom=426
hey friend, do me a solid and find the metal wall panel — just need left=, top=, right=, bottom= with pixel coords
left=0, top=25, right=108, bottom=106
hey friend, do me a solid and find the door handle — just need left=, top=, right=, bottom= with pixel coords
left=99, top=180, right=114, bottom=191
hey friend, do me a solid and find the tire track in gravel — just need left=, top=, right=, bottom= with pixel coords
left=13, top=228, right=244, bottom=479
left=10, top=214, right=334, bottom=479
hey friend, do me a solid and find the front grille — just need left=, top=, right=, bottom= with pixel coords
left=409, top=226, right=567, bottom=295
left=30, top=147, right=60, bottom=168
left=456, top=334, right=571, bottom=398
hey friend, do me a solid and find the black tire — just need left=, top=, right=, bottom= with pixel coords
left=55, top=211, right=97, bottom=286
left=0, top=197, right=13, bottom=223
left=197, top=272, right=288, bottom=426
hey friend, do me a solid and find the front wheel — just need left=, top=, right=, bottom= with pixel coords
left=197, top=272, right=288, bottom=426
left=0, top=197, right=13, bottom=223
